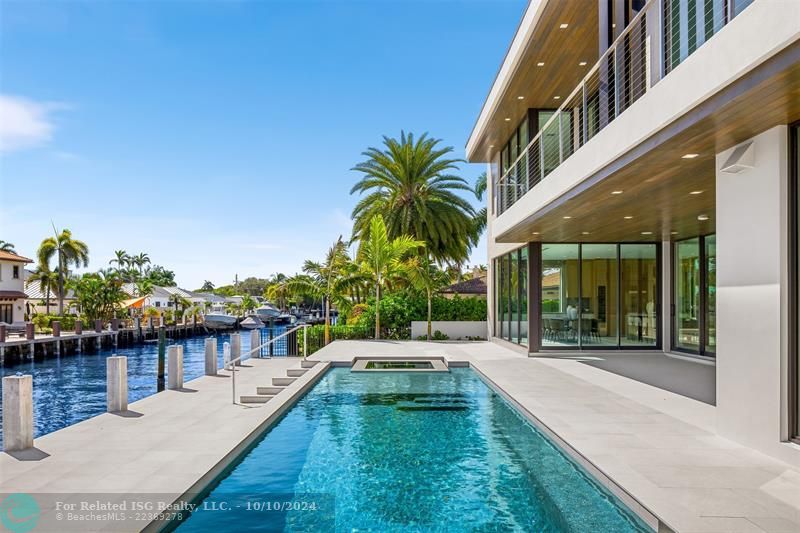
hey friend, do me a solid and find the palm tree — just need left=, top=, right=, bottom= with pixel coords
left=27, top=264, right=59, bottom=314
left=241, top=294, right=257, bottom=313
left=289, top=238, right=350, bottom=344
left=38, top=227, right=90, bottom=314
left=350, top=131, right=476, bottom=264
left=472, top=172, right=488, bottom=246
left=110, top=250, right=129, bottom=270
left=132, top=252, right=150, bottom=276
left=265, top=274, right=290, bottom=311
left=199, top=280, right=215, bottom=292
left=359, top=215, right=423, bottom=339
left=0, top=240, right=16, bottom=253
left=405, top=255, right=449, bottom=341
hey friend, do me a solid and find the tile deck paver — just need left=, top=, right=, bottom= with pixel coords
left=313, top=340, right=800, bottom=533
left=0, top=356, right=329, bottom=532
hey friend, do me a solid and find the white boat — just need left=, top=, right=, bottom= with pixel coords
left=254, top=304, right=281, bottom=323
left=203, top=313, right=237, bottom=329
left=240, top=316, right=263, bottom=329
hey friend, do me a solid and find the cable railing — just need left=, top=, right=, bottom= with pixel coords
left=495, top=0, right=746, bottom=215
left=228, top=324, right=308, bottom=404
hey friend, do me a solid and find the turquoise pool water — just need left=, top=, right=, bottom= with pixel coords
left=177, top=367, right=651, bottom=532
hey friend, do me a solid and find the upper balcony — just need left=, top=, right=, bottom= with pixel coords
left=473, top=0, right=759, bottom=217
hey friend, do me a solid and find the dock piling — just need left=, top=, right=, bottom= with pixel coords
left=231, top=333, right=241, bottom=366
left=250, top=329, right=260, bottom=358
left=157, top=327, right=166, bottom=392
left=2, top=374, right=34, bottom=452
left=107, top=356, right=128, bottom=412
left=204, top=337, right=217, bottom=376
left=167, top=345, right=184, bottom=390
left=223, top=342, right=231, bottom=369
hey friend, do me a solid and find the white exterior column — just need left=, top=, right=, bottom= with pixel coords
left=2, top=375, right=33, bottom=452
left=107, top=356, right=128, bottom=412
left=715, top=125, right=796, bottom=462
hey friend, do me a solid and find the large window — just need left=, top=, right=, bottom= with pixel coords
left=494, top=246, right=529, bottom=347
left=673, top=235, right=716, bottom=356
left=542, top=243, right=659, bottom=349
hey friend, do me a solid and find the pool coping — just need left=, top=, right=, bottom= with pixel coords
left=468, top=362, right=669, bottom=533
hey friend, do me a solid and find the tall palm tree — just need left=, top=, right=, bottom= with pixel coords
left=471, top=172, right=488, bottom=247
left=405, top=255, right=449, bottom=341
left=132, top=252, right=150, bottom=276
left=289, top=238, right=350, bottom=345
left=0, top=240, right=16, bottom=253
left=350, top=131, right=476, bottom=264
left=359, top=215, right=423, bottom=339
left=27, top=264, right=60, bottom=314
left=110, top=250, right=129, bottom=269
left=38, top=228, right=90, bottom=314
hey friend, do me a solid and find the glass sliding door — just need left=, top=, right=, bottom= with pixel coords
left=673, top=235, right=716, bottom=355
left=674, top=238, right=701, bottom=351
left=541, top=244, right=580, bottom=347
left=705, top=235, right=716, bottom=354
left=519, top=247, right=528, bottom=346
left=499, top=255, right=509, bottom=340
left=510, top=250, right=520, bottom=343
left=620, top=244, right=659, bottom=346
left=580, top=244, right=618, bottom=347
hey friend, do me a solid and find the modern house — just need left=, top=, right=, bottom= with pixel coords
left=0, top=250, right=33, bottom=324
left=469, top=0, right=799, bottom=463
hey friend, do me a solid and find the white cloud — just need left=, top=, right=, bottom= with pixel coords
left=0, top=94, right=62, bottom=152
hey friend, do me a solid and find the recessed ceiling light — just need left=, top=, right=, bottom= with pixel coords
left=697, top=214, right=709, bottom=221
left=559, top=23, right=569, bottom=29
left=671, top=231, right=679, bottom=235
left=582, top=231, right=590, bottom=235
left=611, top=190, right=623, bottom=195
left=504, top=117, right=511, bottom=121
left=553, top=95, right=561, bottom=100
left=562, top=216, right=572, bottom=219
left=537, top=62, right=545, bottom=67
left=641, top=231, right=653, bottom=235
left=689, top=190, right=704, bottom=195
left=517, top=95, right=525, bottom=100
left=682, top=153, right=699, bottom=159
left=579, top=61, right=587, bottom=66
left=624, top=216, right=633, bottom=220
left=532, top=232, right=540, bottom=235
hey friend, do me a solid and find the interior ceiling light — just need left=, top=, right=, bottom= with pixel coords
left=579, top=61, right=588, bottom=66
left=698, top=214, right=710, bottom=221
left=517, top=96, right=525, bottom=100
left=689, top=190, right=704, bottom=195
left=682, top=153, right=699, bottom=159
left=624, top=216, right=633, bottom=219
left=641, top=231, right=653, bottom=235
left=562, top=216, right=572, bottom=219
left=559, top=23, right=569, bottom=29
left=504, top=117, right=511, bottom=122
left=537, top=62, right=545, bottom=67
left=553, top=96, right=561, bottom=100
left=671, top=231, right=679, bottom=235
left=611, top=190, right=623, bottom=195
left=532, top=231, right=540, bottom=235
left=582, top=231, right=590, bottom=235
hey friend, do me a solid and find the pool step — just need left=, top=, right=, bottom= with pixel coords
left=240, top=394, right=275, bottom=404
left=257, top=386, right=284, bottom=395
left=272, top=377, right=296, bottom=386
left=300, top=360, right=318, bottom=368
left=287, top=368, right=308, bottom=377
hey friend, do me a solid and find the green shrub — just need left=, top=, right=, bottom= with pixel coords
left=355, top=293, right=486, bottom=333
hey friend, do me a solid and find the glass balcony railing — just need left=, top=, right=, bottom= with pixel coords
left=495, top=0, right=750, bottom=215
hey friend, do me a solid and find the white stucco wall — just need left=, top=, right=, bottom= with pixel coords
left=411, top=321, right=488, bottom=340
left=716, top=125, right=799, bottom=465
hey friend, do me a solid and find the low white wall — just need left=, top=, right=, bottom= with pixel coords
left=411, top=321, right=488, bottom=340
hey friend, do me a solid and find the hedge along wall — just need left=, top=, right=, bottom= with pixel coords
left=353, top=294, right=487, bottom=332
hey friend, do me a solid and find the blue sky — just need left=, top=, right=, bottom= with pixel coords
left=0, top=0, right=525, bottom=289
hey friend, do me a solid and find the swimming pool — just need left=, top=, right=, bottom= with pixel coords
left=177, top=367, right=651, bottom=532
left=0, top=327, right=285, bottom=447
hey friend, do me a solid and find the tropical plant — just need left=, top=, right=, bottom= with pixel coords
left=69, top=271, right=126, bottom=322
left=27, top=264, right=60, bottom=313
left=38, top=227, right=90, bottom=314
left=131, top=252, right=150, bottom=275
left=144, top=265, right=176, bottom=286
left=288, top=237, right=350, bottom=344
left=199, top=280, right=215, bottom=292
left=264, top=274, right=291, bottom=311
left=350, top=131, right=476, bottom=264
left=241, top=294, right=257, bottom=313
left=110, top=250, right=130, bottom=270
left=134, top=278, right=154, bottom=298
left=143, top=306, right=161, bottom=319
left=404, top=255, right=450, bottom=340
left=0, top=240, right=16, bottom=253
left=358, top=215, right=423, bottom=339
left=471, top=172, right=488, bottom=247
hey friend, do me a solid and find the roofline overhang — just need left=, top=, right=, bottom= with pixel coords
left=466, top=0, right=547, bottom=162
